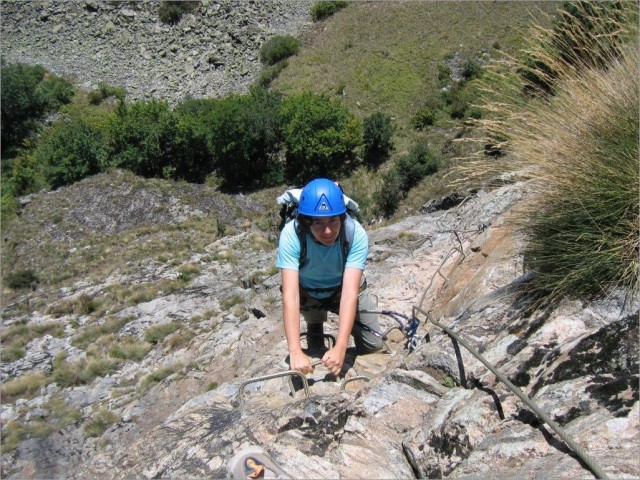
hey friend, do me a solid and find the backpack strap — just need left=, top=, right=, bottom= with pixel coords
left=294, top=218, right=308, bottom=269
left=340, top=213, right=355, bottom=267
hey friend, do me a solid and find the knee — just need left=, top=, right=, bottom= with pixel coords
left=356, top=336, right=384, bottom=355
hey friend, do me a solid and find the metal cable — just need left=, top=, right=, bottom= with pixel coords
left=414, top=305, right=609, bottom=480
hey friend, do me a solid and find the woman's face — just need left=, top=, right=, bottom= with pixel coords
left=309, top=216, right=341, bottom=246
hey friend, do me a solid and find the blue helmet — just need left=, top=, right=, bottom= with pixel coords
left=298, top=178, right=346, bottom=217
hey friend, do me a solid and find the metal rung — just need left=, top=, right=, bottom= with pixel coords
left=340, top=376, right=371, bottom=390
left=238, top=370, right=310, bottom=414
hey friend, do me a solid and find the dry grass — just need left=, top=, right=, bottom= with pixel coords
left=455, top=2, right=639, bottom=301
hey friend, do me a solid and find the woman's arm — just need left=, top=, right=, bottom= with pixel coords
left=322, top=266, right=362, bottom=375
left=281, top=268, right=313, bottom=373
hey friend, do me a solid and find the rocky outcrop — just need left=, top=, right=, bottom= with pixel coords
left=0, top=0, right=315, bottom=104
left=1, top=172, right=637, bottom=479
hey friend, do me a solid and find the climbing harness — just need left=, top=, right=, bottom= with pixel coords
left=356, top=309, right=422, bottom=353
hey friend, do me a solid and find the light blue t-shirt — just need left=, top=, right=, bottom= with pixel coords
left=276, top=218, right=368, bottom=298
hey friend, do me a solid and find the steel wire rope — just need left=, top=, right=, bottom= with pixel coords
left=414, top=306, right=609, bottom=480
left=410, top=196, right=610, bottom=479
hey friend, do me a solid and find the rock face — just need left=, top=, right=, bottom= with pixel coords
left=1, top=172, right=637, bottom=479
left=0, top=0, right=315, bottom=104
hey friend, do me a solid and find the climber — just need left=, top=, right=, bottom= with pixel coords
left=276, top=177, right=383, bottom=377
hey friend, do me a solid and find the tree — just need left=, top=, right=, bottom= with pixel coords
left=362, top=112, right=395, bottom=167
left=106, top=100, right=182, bottom=179
left=1, top=63, right=73, bottom=158
left=199, top=88, right=284, bottom=191
left=280, top=92, right=362, bottom=184
left=35, top=121, right=107, bottom=189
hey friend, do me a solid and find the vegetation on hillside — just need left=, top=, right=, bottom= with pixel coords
left=3, top=1, right=636, bottom=304
left=460, top=1, right=638, bottom=302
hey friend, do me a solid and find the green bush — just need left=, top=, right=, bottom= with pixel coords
left=178, top=88, right=283, bottom=192
left=260, top=35, right=300, bottom=66
left=255, top=61, right=288, bottom=88
left=1, top=63, right=73, bottom=158
left=108, top=338, right=152, bottom=361
left=38, top=75, right=74, bottom=110
left=158, top=1, right=199, bottom=25
left=89, top=82, right=126, bottom=105
left=107, top=100, right=203, bottom=181
left=144, top=323, right=179, bottom=344
left=437, top=64, right=452, bottom=87
left=373, top=169, right=403, bottom=218
left=311, top=1, right=348, bottom=22
left=34, top=121, right=107, bottom=189
left=175, top=92, right=280, bottom=190
left=444, top=82, right=477, bottom=120
left=280, top=92, right=362, bottom=184
left=362, top=112, right=395, bottom=166
left=521, top=47, right=638, bottom=300
left=395, top=142, right=438, bottom=192
left=411, top=106, right=436, bottom=130
left=461, top=58, right=483, bottom=81
left=5, top=269, right=39, bottom=290
left=83, top=409, right=119, bottom=437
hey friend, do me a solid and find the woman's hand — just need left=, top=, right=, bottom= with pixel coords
left=289, top=350, right=314, bottom=374
left=322, top=346, right=346, bottom=376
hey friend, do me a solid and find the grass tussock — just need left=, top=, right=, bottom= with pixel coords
left=83, top=409, right=119, bottom=437
left=143, top=323, right=179, bottom=345
left=0, top=372, right=50, bottom=402
left=108, top=337, right=153, bottom=361
left=458, top=2, right=639, bottom=302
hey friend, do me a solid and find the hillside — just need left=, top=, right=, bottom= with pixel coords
left=1, top=171, right=637, bottom=479
left=1, top=2, right=638, bottom=479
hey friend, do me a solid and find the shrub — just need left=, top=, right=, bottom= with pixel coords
left=461, top=58, right=483, bottom=81
left=373, top=169, right=403, bottom=218
left=411, top=107, right=436, bottom=130
left=1, top=63, right=73, bottom=157
left=395, top=142, right=438, bottom=192
left=5, top=151, right=48, bottom=197
left=71, top=316, right=133, bottom=349
left=178, top=88, right=283, bottom=191
left=464, top=3, right=638, bottom=302
left=5, top=269, right=39, bottom=289
left=255, top=61, right=288, bottom=88
left=311, top=1, right=348, bottom=22
left=108, top=337, right=152, bottom=361
left=362, top=112, right=395, bottom=167
left=34, top=121, right=107, bottom=189
left=443, top=82, right=473, bottom=119
left=0, top=373, right=49, bottom=402
left=106, top=100, right=200, bottom=181
left=89, top=82, right=126, bottom=105
left=520, top=47, right=639, bottom=300
left=138, top=363, right=182, bottom=393
left=0, top=342, right=25, bottom=362
left=37, top=75, right=74, bottom=110
left=260, top=35, right=300, bottom=66
left=53, top=356, right=117, bottom=387
left=280, top=92, right=361, bottom=184
left=518, top=1, right=631, bottom=95
left=84, top=409, right=119, bottom=437
left=158, top=1, right=199, bottom=25
left=437, top=64, right=452, bottom=87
